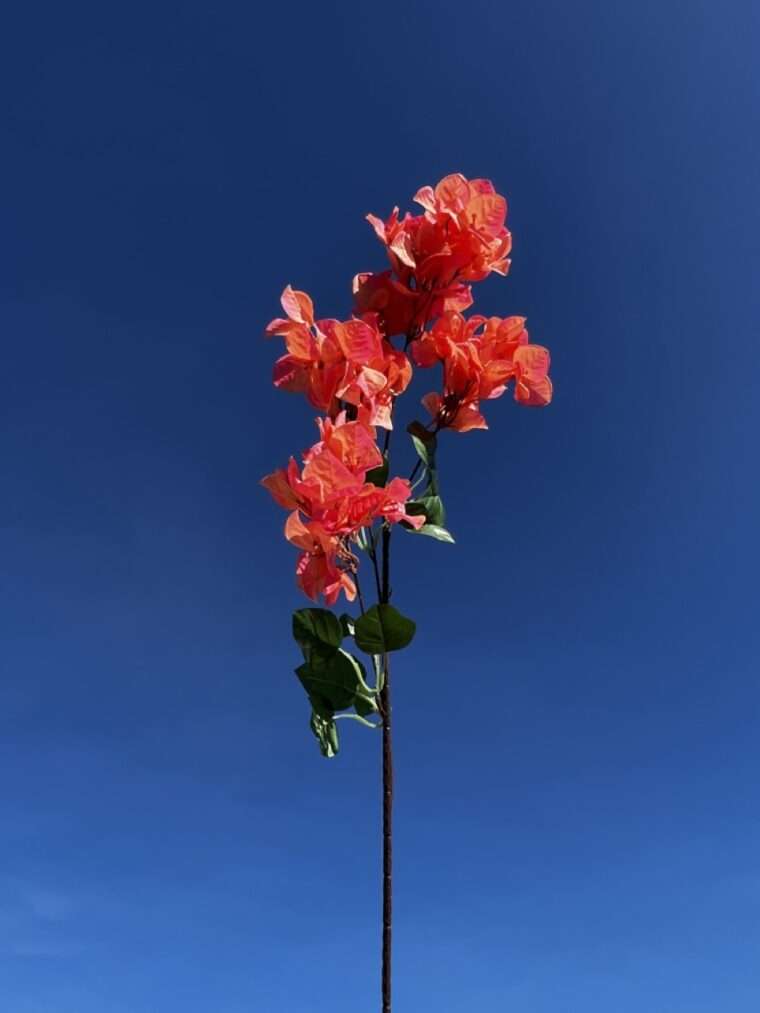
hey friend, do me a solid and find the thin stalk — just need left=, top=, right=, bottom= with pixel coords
left=378, top=334, right=424, bottom=1010
left=368, top=539, right=383, bottom=603
left=380, top=664, right=393, bottom=1013
left=334, top=713, right=381, bottom=729
left=354, top=567, right=367, bottom=615
left=380, top=518, right=393, bottom=1013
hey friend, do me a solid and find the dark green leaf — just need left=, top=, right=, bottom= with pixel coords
left=365, top=454, right=389, bottom=488
left=308, top=693, right=333, bottom=720
left=292, top=608, right=343, bottom=657
left=296, top=649, right=368, bottom=711
left=354, top=692, right=378, bottom=718
left=411, top=435, right=430, bottom=467
left=407, top=420, right=437, bottom=445
left=354, top=604, right=416, bottom=654
left=425, top=467, right=440, bottom=497
left=339, top=613, right=355, bottom=638
left=310, top=710, right=339, bottom=758
left=407, top=422, right=437, bottom=469
left=404, top=495, right=446, bottom=527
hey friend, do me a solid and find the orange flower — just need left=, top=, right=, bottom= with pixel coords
left=312, top=412, right=384, bottom=474
left=285, top=513, right=357, bottom=606
left=352, top=270, right=473, bottom=340
left=318, top=476, right=424, bottom=535
left=513, top=345, right=553, bottom=406
left=266, top=286, right=412, bottom=428
left=412, top=311, right=552, bottom=431
left=367, top=173, right=512, bottom=293
left=261, top=414, right=423, bottom=603
left=266, top=287, right=345, bottom=414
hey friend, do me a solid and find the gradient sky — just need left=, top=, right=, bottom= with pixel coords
left=2, top=1, right=759, bottom=1011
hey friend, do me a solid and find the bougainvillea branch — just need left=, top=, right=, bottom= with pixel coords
left=262, top=173, right=552, bottom=1011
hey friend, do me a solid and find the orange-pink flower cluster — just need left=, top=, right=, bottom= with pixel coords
left=263, top=173, right=553, bottom=602
left=354, top=173, right=512, bottom=339
left=262, top=414, right=423, bottom=604
left=412, top=312, right=553, bottom=432
left=266, top=286, right=411, bottom=430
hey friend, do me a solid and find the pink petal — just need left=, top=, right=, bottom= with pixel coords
left=281, top=286, right=315, bottom=326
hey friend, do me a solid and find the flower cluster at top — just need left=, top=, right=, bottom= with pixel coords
left=262, top=174, right=553, bottom=602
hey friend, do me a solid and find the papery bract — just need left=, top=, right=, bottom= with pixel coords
left=261, top=414, right=422, bottom=602
left=267, top=285, right=412, bottom=428
left=367, top=173, right=512, bottom=295
left=353, top=270, right=473, bottom=339
left=285, top=512, right=357, bottom=606
left=412, top=311, right=553, bottom=431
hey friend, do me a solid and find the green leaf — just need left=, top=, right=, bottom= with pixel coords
left=296, top=648, right=368, bottom=711
left=310, top=710, right=339, bottom=758
left=407, top=420, right=437, bottom=445
left=404, top=495, right=446, bottom=527
left=308, top=693, right=333, bottom=720
left=354, top=692, right=378, bottom=718
left=339, top=613, right=355, bottom=638
left=365, top=454, right=389, bottom=488
left=411, top=524, right=455, bottom=543
left=411, top=434, right=430, bottom=466
left=407, top=424, right=437, bottom=468
left=354, top=604, right=416, bottom=655
left=292, top=608, right=343, bottom=657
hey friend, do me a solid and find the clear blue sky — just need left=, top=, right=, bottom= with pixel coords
left=2, top=1, right=758, bottom=1010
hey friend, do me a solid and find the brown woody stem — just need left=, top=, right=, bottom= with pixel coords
left=380, top=519, right=392, bottom=1013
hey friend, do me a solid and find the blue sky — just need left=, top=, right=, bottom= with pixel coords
left=1, top=1, right=759, bottom=1010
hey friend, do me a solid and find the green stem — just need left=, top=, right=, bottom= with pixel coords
left=334, top=713, right=380, bottom=729
left=355, top=667, right=376, bottom=699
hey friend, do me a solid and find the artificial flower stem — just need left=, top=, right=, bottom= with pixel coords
left=355, top=667, right=376, bottom=698
left=333, top=713, right=381, bottom=729
left=354, top=569, right=367, bottom=615
left=368, top=539, right=383, bottom=603
left=372, top=655, right=383, bottom=692
left=380, top=499, right=393, bottom=1011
